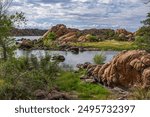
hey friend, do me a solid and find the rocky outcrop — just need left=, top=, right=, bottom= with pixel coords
left=42, top=24, right=135, bottom=44
left=78, top=50, right=150, bottom=89
left=57, top=32, right=77, bottom=44
left=17, top=39, right=33, bottom=49
left=115, top=29, right=134, bottom=41
left=52, top=55, right=65, bottom=62
left=42, top=24, right=79, bottom=39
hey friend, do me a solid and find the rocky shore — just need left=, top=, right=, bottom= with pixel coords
left=77, top=50, right=150, bottom=89
left=16, top=24, right=135, bottom=51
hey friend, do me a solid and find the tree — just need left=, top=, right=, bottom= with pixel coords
left=0, top=0, right=26, bottom=60
left=141, top=13, right=150, bottom=26
left=47, top=32, right=56, bottom=41
left=135, top=12, right=150, bottom=51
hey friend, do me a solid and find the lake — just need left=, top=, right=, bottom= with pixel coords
left=14, top=36, right=42, bottom=41
left=15, top=49, right=118, bottom=69
left=14, top=36, right=119, bottom=69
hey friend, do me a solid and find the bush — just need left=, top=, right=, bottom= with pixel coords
left=56, top=71, right=110, bottom=99
left=0, top=55, right=60, bottom=99
left=135, top=35, right=150, bottom=51
left=43, top=32, right=57, bottom=48
left=93, top=53, right=106, bottom=64
left=47, top=32, right=56, bottom=41
left=87, top=34, right=98, bottom=42
left=131, top=87, right=150, bottom=100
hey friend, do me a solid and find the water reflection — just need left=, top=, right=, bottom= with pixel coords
left=15, top=49, right=119, bottom=69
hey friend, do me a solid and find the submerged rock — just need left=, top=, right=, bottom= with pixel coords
left=17, top=39, right=33, bottom=49
left=52, top=55, right=65, bottom=62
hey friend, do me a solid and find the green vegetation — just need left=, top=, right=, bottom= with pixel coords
left=135, top=35, right=150, bottom=51
left=71, top=40, right=137, bottom=51
left=0, top=55, right=60, bottom=99
left=43, top=32, right=57, bottom=48
left=131, top=88, right=150, bottom=100
left=87, top=34, right=98, bottom=42
left=0, top=0, right=26, bottom=60
left=47, top=32, right=56, bottom=41
left=0, top=55, right=110, bottom=100
left=55, top=71, right=110, bottom=99
left=135, top=12, right=150, bottom=51
left=93, top=53, right=106, bottom=64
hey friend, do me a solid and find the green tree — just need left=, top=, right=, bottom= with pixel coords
left=135, top=12, right=150, bottom=51
left=141, top=13, right=150, bottom=26
left=47, top=32, right=56, bottom=41
left=0, top=0, right=26, bottom=60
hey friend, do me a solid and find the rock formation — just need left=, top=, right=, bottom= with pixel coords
left=42, top=24, right=79, bottom=39
left=78, top=50, right=150, bottom=89
left=42, top=24, right=135, bottom=44
left=115, top=29, right=134, bottom=41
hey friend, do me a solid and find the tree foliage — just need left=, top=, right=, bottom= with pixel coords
left=47, top=32, right=56, bottom=41
left=0, top=0, right=26, bottom=60
left=135, top=12, right=150, bottom=51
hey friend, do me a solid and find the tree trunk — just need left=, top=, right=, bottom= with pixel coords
left=2, top=45, right=7, bottom=60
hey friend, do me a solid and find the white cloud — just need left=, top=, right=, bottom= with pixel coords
left=10, top=0, right=149, bottom=31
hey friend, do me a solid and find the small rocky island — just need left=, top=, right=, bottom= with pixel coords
left=17, top=24, right=135, bottom=51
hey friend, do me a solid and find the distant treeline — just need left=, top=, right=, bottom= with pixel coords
left=11, top=28, right=47, bottom=36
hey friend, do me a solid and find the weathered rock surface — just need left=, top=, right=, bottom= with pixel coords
left=115, top=29, right=134, bottom=41
left=42, top=24, right=79, bottom=39
left=78, top=50, right=150, bottom=89
left=17, top=39, right=33, bottom=49
left=42, top=24, right=134, bottom=44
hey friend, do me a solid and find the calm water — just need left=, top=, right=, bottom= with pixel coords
left=14, top=36, right=119, bottom=69
left=14, top=36, right=42, bottom=41
left=15, top=50, right=118, bottom=69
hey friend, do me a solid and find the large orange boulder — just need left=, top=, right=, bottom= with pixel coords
left=115, top=29, right=134, bottom=41
left=57, top=32, right=77, bottom=43
left=42, top=24, right=79, bottom=39
left=81, top=50, right=150, bottom=89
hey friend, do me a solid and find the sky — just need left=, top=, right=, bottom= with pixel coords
left=10, top=0, right=150, bottom=31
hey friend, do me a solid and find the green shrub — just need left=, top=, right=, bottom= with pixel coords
left=135, top=35, right=150, bottom=51
left=131, top=87, right=150, bottom=100
left=87, top=34, right=98, bottom=42
left=93, top=53, right=106, bottom=64
left=56, top=71, right=110, bottom=99
left=47, top=32, right=56, bottom=41
left=0, top=55, right=60, bottom=99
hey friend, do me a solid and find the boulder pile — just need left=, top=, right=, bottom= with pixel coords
left=115, top=29, right=134, bottom=41
left=42, top=24, right=134, bottom=45
left=78, top=50, right=150, bottom=89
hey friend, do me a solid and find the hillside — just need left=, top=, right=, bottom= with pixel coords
left=11, top=28, right=47, bottom=36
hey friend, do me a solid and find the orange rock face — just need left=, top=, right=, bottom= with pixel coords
left=42, top=24, right=78, bottom=39
left=42, top=24, right=135, bottom=44
left=82, top=50, right=150, bottom=89
left=115, top=29, right=134, bottom=41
